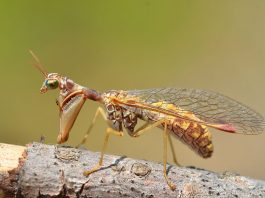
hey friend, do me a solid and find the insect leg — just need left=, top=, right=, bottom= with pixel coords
left=168, top=135, right=181, bottom=166
left=132, top=119, right=166, bottom=137
left=76, top=107, right=108, bottom=148
left=130, top=119, right=177, bottom=189
left=163, top=123, right=176, bottom=191
left=83, top=127, right=123, bottom=176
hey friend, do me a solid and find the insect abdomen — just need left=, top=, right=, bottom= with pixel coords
left=170, top=120, right=213, bottom=158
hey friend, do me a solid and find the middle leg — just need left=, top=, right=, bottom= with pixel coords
left=83, top=127, right=123, bottom=176
left=76, top=106, right=108, bottom=148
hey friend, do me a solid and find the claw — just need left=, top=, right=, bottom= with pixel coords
left=132, top=134, right=140, bottom=137
left=168, top=182, right=176, bottom=191
left=83, top=164, right=101, bottom=176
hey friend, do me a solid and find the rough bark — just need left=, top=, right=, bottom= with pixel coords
left=0, top=142, right=265, bottom=198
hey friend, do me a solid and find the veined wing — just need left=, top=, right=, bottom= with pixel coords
left=118, top=88, right=265, bottom=135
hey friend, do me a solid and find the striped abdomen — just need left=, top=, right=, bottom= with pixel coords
left=168, top=119, right=213, bottom=158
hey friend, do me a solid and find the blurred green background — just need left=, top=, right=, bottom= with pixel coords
left=0, top=1, right=265, bottom=180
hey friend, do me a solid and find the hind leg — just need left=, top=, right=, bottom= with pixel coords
left=162, top=123, right=176, bottom=190
left=129, top=120, right=176, bottom=190
left=168, top=134, right=181, bottom=166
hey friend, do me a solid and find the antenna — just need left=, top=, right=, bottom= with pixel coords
left=29, top=50, right=48, bottom=77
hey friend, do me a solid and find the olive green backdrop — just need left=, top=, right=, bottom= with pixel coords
left=1, top=1, right=265, bottom=180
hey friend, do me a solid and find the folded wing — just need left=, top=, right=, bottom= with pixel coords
left=123, top=88, right=265, bottom=135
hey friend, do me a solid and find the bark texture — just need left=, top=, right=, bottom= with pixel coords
left=0, top=142, right=265, bottom=198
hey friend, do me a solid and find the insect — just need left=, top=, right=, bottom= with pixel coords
left=30, top=51, right=265, bottom=190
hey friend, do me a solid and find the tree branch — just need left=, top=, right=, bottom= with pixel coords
left=0, top=142, right=264, bottom=197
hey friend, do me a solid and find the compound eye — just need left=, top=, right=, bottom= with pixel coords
left=45, top=79, right=59, bottom=89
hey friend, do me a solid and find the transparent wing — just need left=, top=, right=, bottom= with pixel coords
left=125, top=88, right=265, bottom=134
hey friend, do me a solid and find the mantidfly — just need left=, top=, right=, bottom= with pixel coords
left=30, top=51, right=265, bottom=190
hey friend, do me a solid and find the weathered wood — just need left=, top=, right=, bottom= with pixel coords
left=0, top=143, right=26, bottom=197
left=0, top=144, right=25, bottom=173
left=0, top=142, right=265, bottom=197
